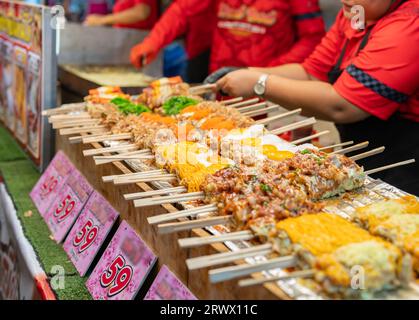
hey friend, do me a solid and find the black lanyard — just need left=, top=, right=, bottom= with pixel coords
left=327, top=28, right=373, bottom=85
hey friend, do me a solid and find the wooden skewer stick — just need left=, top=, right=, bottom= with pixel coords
left=93, top=149, right=151, bottom=165
left=238, top=269, right=316, bottom=287
left=243, top=105, right=279, bottom=117
left=220, top=97, right=243, bottom=105
left=256, top=109, right=302, bottom=126
left=189, top=83, right=217, bottom=94
left=291, top=130, right=330, bottom=145
left=114, top=174, right=177, bottom=185
left=102, top=169, right=165, bottom=183
left=52, top=119, right=99, bottom=129
left=350, top=147, right=386, bottom=161
left=365, top=159, right=416, bottom=175
left=83, top=144, right=138, bottom=157
left=331, top=141, right=369, bottom=155
left=237, top=102, right=268, bottom=114
left=319, top=141, right=354, bottom=151
left=69, top=132, right=111, bottom=144
left=148, top=204, right=217, bottom=225
left=209, top=256, right=297, bottom=283
left=82, top=133, right=133, bottom=144
left=59, top=126, right=107, bottom=136
left=178, top=230, right=254, bottom=248
left=186, top=243, right=273, bottom=270
left=270, top=117, right=315, bottom=135
left=48, top=113, right=91, bottom=123
left=42, top=103, right=86, bottom=116
left=229, top=98, right=259, bottom=108
left=158, top=215, right=231, bottom=234
left=125, top=186, right=187, bottom=201
left=134, top=192, right=205, bottom=208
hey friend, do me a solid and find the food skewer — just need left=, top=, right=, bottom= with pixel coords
left=59, top=126, right=107, bottom=136
left=94, top=149, right=152, bottom=165
left=209, top=256, right=297, bottom=283
left=270, top=117, right=316, bottom=135
left=238, top=270, right=316, bottom=287
left=82, top=133, right=133, bottom=144
left=318, top=141, right=354, bottom=151
left=237, top=102, right=268, bottom=114
left=42, top=103, right=86, bottom=116
left=189, top=83, right=217, bottom=95
left=52, top=119, right=100, bottom=129
left=102, top=169, right=165, bottom=183
left=229, top=98, right=260, bottom=108
left=134, top=192, right=205, bottom=208
left=331, top=141, right=369, bottom=155
left=350, top=147, right=386, bottom=161
left=365, top=159, right=416, bottom=175
left=255, top=109, right=302, bottom=126
left=48, top=113, right=92, bottom=123
left=158, top=215, right=231, bottom=234
left=178, top=230, right=254, bottom=248
left=242, top=105, right=279, bottom=117
left=124, top=186, right=187, bottom=201
left=83, top=143, right=139, bottom=156
left=291, top=130, right=330, bottom=145
left=185, top=243, right=273, bottom=270
left=220, top=97, right=244, bottom=105
left=113, top=174, right=177, bottom=185
left=147, top=204, right=217, bottom=225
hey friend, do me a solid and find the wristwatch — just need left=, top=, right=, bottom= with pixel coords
left=254, top=74, right=269, bottom=97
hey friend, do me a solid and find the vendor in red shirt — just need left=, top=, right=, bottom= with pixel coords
left=216, top=0, right=419, bottom=194
left=130, top=0, right=325, bottom=79
left=85, top=0, right=158, bottom=30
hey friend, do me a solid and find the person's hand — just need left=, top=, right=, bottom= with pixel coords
left=84, top=14, right=108, bottom=26
left=204, top=66, right=243, bottom=84
left=130, top=41, right=158, bottom=69
left=216, top=69, right=263, bottom=98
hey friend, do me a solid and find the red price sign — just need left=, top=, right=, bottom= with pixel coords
left=73, top=219, right=98, bottom=253
left=86, top=221, right=157, bottom=300
left=100, top=255, right=133, bottom=297
left=54, top=194, right=76, bottom=223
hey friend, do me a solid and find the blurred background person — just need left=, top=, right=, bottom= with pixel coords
left=130, top=0, right=326, bottom=83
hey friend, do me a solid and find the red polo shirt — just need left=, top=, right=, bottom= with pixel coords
left=302, top=0, right=419, bottom=122
left=141, top=0, right=325, bottom=71
left=113, top=0, right=158, bottom=30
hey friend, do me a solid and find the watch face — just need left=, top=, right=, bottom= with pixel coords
left=254, top=83, right=265, bottom=96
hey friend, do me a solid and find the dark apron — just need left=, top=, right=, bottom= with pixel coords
left=328, top=29, right=419, bottom=195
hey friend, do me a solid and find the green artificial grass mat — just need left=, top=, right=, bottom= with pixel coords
left=0, top=126, right=91, bottom=300
left=0, top=125, right=27, bottom=162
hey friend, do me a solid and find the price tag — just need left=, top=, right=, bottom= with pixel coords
left=144, top=265, right=196, bottom=300
left=86, top=221, right=157, bottom=300
left=63, top=191, right=119, bottom=277
left=30, top=151, right=74, bottom=216
left=43, top=170, right=93, bottom=243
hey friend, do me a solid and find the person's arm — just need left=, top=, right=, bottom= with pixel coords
left=216, top=69, right=369, bottom=123
left=267, top=0, right=325, bottom=66
left=130, top=0, right=212, bottom=67
left=85, top=4, right=151, bottom=26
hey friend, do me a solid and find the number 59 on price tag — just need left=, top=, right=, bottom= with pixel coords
left=86, top=221, right=157, bottom=300
left=43, top=170, right=93, bottom=243
left=64, top=191, right=119, bottom=276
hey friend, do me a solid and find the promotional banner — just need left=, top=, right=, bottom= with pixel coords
left=64, top=191, right=119, bottom=277
left=0, top=0, right=56, bottom=170
left=43, top=170, right=93, bottom=243
left=86, top=221, right=157, bottom=300
left=30, top=151, right=74, bottom=217
left=144, top=265, right=196, bottom=300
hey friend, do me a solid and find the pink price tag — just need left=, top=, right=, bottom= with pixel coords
left=43, top=170, right=93, bottom=243
left=144, top=265, right=197, bottom=300
left=30, top=151, right=74, bottom=216
left=86, top=221, right=157, bottom=300
left=63, top=191, right=119, bottom=277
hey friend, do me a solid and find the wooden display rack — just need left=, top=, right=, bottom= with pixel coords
left=56, top=133, right=290, bottom=300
